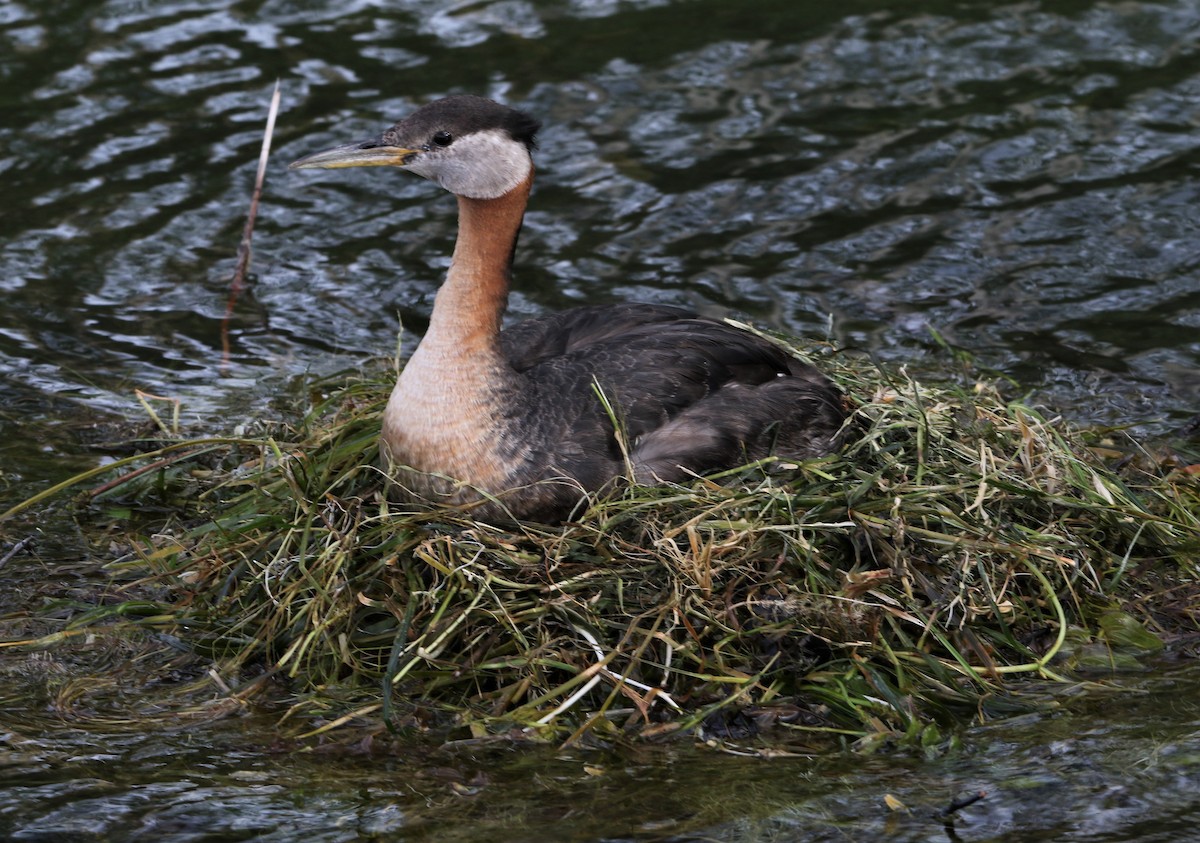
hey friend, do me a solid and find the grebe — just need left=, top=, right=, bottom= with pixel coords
left=290, top=95, right=848, bottom=523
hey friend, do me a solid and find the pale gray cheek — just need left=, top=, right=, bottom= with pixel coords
left=406, top=159, right=438, bottom=182
left=449, top=165, right=493, bottom=197
left=432, top=161, right=466, bottom=192
left=446, top=161, right=527, bottom=199
left=405, top=135, right=532, bottom=200
left=408, top=158, right=475, bottom=195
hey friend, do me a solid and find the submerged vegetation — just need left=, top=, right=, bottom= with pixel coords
left=2, top=338, right=1199, bottom=749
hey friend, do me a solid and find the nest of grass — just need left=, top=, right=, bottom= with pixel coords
left=4, top=339, right=1199, bottom=748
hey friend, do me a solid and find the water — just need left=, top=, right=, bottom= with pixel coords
left=2, top=0, right=1199, bottom=839
left=2, top=661, right=1199, bottom=840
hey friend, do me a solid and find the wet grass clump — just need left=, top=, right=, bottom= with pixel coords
left=3, top=341, right=1199, bottom=748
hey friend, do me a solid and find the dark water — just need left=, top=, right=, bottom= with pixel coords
left=2, top=659, right=1199, bottom=841
left=2, top=0, right=1199, bottom=840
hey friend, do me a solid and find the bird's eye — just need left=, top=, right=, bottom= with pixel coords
left=431, top=131, right=454, bottom=148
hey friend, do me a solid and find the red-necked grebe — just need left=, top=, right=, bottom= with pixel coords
left=290, top=95, right=848, bottom=523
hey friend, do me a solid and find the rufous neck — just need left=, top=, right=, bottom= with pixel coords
left=424, top=170, right=533, bottom=350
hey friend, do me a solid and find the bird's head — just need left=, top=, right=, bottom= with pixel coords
left=289, top=95, right=540, bottom=200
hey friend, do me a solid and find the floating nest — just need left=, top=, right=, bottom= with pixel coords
left=4, top=337, right=1199, bottom=749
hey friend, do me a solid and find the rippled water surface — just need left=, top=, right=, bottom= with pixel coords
left=2, top=660, right=1199, bottom=841
left=2, top=0, right=1199, bottom=839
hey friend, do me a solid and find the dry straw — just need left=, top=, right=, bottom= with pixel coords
left=6, top=337, right=1195, bottom=749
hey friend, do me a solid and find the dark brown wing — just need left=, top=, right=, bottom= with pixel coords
left=497, top=307, right=847, bottom=496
